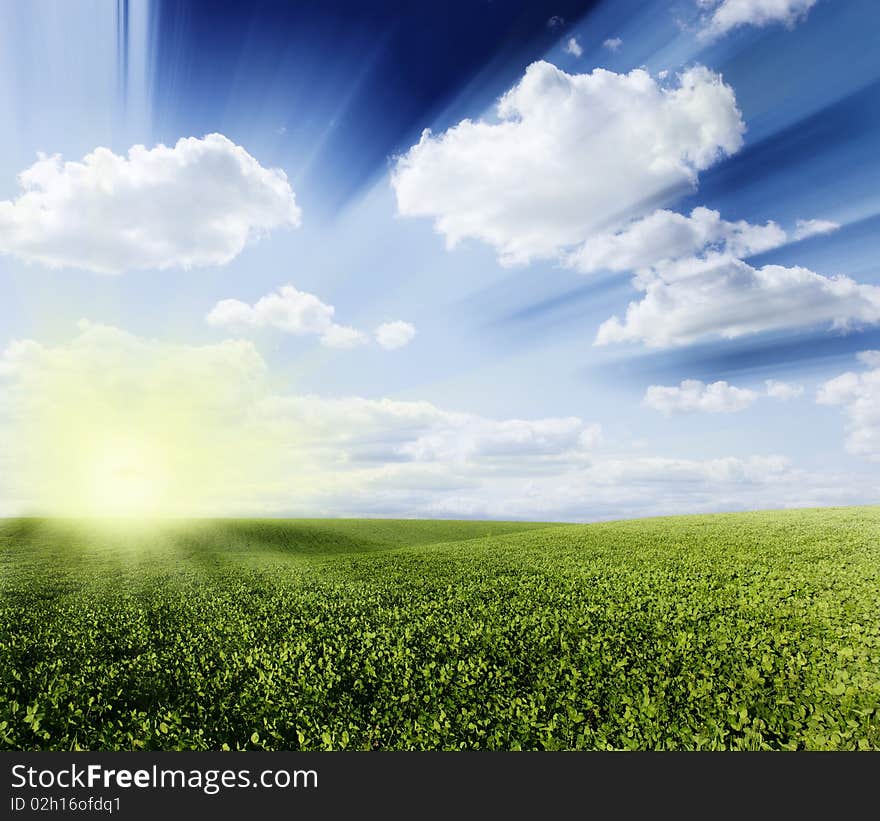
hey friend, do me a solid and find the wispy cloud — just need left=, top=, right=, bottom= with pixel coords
left=596, top=254, right=880, bottom=348
left=565, top=207, right=791, bottom=275
left=564, top=36, right=583, bottom=58
left=375, top=321, right=417, bottom=350
left=793, top=218, right=840, bottom=241
left=765, top=379, right=804, bottom=400
left=764, top=379, right=804, bottom=402
left=644, top=379, right=758, bottom=414
left=698, top=0, right=818, bottom=41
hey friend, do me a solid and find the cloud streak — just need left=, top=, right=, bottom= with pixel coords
left=596, top=254, right=880, bottom=348
left=565, top=206, right=797, bottom=275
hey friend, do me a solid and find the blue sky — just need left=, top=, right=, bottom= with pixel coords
left=1, top=0, right=879, bottom=520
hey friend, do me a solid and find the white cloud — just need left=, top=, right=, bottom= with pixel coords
left=546, top=15, right=565, bottom=28
left=253, top=394, right=858, bottom=521
left=0, top=323, right=603, bottom=515
left=0, top=321, right=265, bottom=394
left=2, top=322, right=874, bottom=520
left=392, top=61, right=744, bottom=267
left=603, top=37, right=623, bottom=51
left=259, top=394, right=602, bottom=467
left=375, top=320, right=416, bottom=350
left=564, top=36, right=583, bottom=57
left=209, top=286, right=418, bottom=352
left=0, top=134, right=300, bottom=274
left=817, top=353, right=880, bottom=459
left=644, top=379, right=758, bottom=414
left=565, top=206, right=788, bottom=274
left=765, top=379, right=804, bottom=400
left=817, top=372, right=862, bottom=408
left=793, top=218, right=840, bottom=241
left=857, top=350, right=880, bottom=368
left=594, top=454, right=789, bottom=484
left=206, top=284, right=374, bottom=349
left=306, top=453, right=871, bottom=522
left=320, top=324, right=369, bottom=350
left=207, top=285, right=334, bottom=335
left=577, top=208, right=845, bottom=348
left=596, top=254, right=880, bottom=348
left=699, top=0, right=818, bottom=40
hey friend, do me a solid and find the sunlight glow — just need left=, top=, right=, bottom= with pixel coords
left=4, top=325, right=294, bottom=519
left=82, top=433, right=169, bottom=516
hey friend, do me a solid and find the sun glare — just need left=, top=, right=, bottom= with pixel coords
left=3, top=324, right=292, bottom=520
left=83, top=434, right=169, bottom=517
left=3, top=338, right=316, bottom=518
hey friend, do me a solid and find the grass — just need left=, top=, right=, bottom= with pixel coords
left=1, top=508, right=878, bottom=750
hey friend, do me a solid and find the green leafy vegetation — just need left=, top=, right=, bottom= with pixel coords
left=1, top=509, right=878, bottom=750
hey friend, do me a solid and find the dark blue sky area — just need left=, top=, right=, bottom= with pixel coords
left=148, top=0, right=597, bottom=207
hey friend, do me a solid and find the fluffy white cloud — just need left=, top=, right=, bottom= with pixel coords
left=596, top=254, right=880, bottom=347
left=698, top=0, right=817, bottom=40
left=0, top=134, right=300, bottom=274
left=564, top=36, right=583, bottom=57
left=644, top=379, right=758, bottom=414
left=207, top=285, right=335, bottom=335
left=392, top=61, right=744, bottom=266
left=375, top=321, right=416, bottom=350
left=566, top=207, right=789, bottom=274
left=817, top=352, right=880, bottom=459
left=206, top=284, right=378, bottom=349
left=603, top=37, right=623, bottom=51
left=765, top=379, right=804, bottom=400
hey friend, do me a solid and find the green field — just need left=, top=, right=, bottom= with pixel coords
left=1, top=508, right=879, bottom=751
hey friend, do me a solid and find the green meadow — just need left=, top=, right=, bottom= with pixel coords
left=1, top=508, right=878, bottom=751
